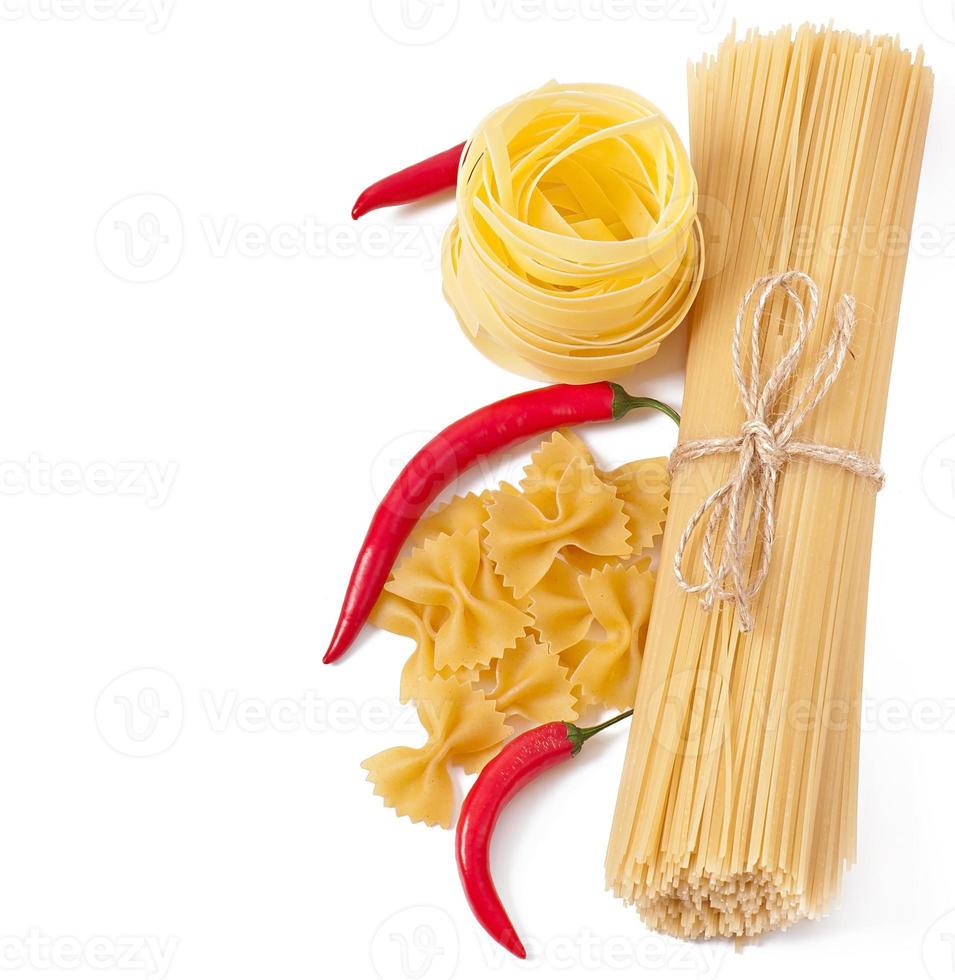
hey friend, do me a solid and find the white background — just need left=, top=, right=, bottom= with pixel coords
left=1, top=1, right=953, bottom=979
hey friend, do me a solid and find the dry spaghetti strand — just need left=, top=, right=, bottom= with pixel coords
left=606, top=24, right=932, bottom=939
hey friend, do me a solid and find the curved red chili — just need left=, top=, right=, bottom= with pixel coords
left=351, top=141, right=466, bottom=220
left=322, top=383, right=678, bottom=665
left=456, top=710, right=634, bottom=959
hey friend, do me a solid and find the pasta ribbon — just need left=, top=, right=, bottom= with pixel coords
left=362, top=675, right=511, bottom=828
left=560, top=559, right=654, bottom=711
left=442, top=81, right=703, bottom=382
left=386, top=529, right=532, bottom=671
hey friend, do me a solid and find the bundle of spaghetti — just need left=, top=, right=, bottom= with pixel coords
left=441, top=81, right=703, bottom=382
left=606, top=24, right=932, bottom=939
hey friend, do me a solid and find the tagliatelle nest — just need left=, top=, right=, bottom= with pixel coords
left=441, top=81, right=704, bottom=382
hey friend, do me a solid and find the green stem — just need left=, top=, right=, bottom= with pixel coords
left=565, top=708, right=634, bottom=756
left=609, top=383, right=681, bottom=427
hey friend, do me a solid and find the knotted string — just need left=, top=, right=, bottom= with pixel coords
left=668, top=271, right=885, bottom=632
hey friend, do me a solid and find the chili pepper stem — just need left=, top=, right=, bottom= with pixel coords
left=609, top=384, right=681, bottom=426
left=565, top=709, right=634, bottom=756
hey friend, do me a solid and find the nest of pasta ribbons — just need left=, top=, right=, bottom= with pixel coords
left=361, top=430, right=668, bottom=828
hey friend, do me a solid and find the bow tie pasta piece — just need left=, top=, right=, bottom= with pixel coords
left=527, top=557, right=593, bottom=654
left=370, top=593, right=442, bottom=703
left=370, top=590, right=437, bottom=642
left=600, top=457, right=669, bottom=554
left=370, top=594, right=477, bottom=703
left=362, top=674, right=511, bottom=828
left=485, top=458, right=631, bottom=598
left=520, top=433, right=666, bottom=554
left=482, top=633, right=578, bottom=724
left=385, top=529, right=532, bottom=672
left=520, top=430, right=594, bottom=505
left=562, top=548, right=618, bottom=576
left=560, top=559, right=655, bottom=711
left=475, top=538, right=533, bottom=616
left=406, top=491, right=492, bottom=554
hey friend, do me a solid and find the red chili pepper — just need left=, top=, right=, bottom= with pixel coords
left=456, top=710, right=635, bottom=959
left=322, top=383, right=678, bottom=665
left=351, top=142, right=466, bottom=220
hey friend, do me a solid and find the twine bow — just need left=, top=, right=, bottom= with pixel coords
left=668, top=271, right=885, bottom=632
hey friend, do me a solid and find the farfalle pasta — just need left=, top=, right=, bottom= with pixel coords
left=600, top=458, right=668, bottom=554
left=370, top=593, right=438, bottom=702
left=370, top=593, right=470, bottom=703
left=386, top=529, right=532, bottom=671
left=560, top=559, right=654, bottom=711
left=521, top=431, right=668, bottom=555
left=405, top=491, right=492, bottom=554
left=364, top=429, right=667, bottom=828
left=520, top=430, right=594, bottom=504
left=383, top=492, right=502, bottom=697
left=527, top=557, right=593, bottom=654
left=483, top=634, right=578, bottom=724
left=485, top=457, right=631, bottom=598
left=362, top=674, right=511, bottom=828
